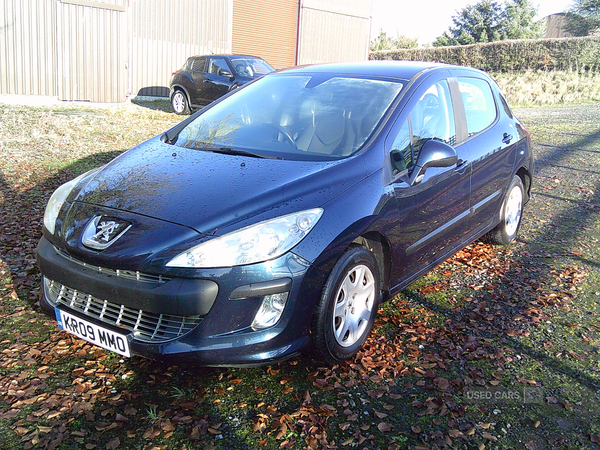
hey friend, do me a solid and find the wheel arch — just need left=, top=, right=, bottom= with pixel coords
left=299, top=215, right=395, bottom=319
left=170, top=85, right=191, bottom=103
left=515, top=166, right=532, bottom=204
left=351, top=232, right=392, bottom=300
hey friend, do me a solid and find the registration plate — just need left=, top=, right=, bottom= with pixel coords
left=55, top=308, right=131, bottom=357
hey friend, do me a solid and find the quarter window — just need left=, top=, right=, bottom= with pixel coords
left=191, top=58, right=206, bottom=73
left=458, top=77, right=497, bottom=136
left=390, top=80, right=456, bottom=173
left=498, top=92, right=514, bottom=119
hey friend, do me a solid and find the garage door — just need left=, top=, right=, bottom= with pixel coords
left=232, top=0, right=298, bottom=69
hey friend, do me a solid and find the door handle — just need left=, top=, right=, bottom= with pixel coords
left=203, top=79, right=211, bottom=83
left=455, top=159, right=468, bottom=174
left=502, top=133, right=513, bottom=144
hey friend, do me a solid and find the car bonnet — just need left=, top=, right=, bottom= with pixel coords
left=71, top=137, right=367, bottom=236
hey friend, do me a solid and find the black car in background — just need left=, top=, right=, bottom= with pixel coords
left=169, top=54, right=274, bottom=114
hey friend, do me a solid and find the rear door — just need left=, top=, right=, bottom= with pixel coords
left=451, top=74, right=518, bottom=239
left=189, top=57, right=208, bottom=105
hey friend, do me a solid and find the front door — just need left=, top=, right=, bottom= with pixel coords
left=387, top=77, right=472, bottom=284
left=199, top=57, right=235, bottom=103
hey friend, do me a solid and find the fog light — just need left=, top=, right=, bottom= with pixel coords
left=251, top=292, right=289, bottom=330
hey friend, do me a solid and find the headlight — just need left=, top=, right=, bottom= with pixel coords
left=43, top=169, right=99, bottom=235
left=166, top=208, right=324, bottom=268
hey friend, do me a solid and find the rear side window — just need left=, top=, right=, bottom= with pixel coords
left=191, top=58, right=206, bottom=73
left=458, top=77, right=497, bottom=136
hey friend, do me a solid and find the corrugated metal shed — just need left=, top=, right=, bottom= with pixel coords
left=0, top=0, right=232, bottom=102
left=1, top=0, right=58, bottom=96
left=130, top=0, right=232, bottom=97
left=0, top=0, right=373, bottom=102
left=56, top=0, right=127, bottom=102
left=544, top=13, right=574, bottom=39
left=297, top=0, right=372, bottom=65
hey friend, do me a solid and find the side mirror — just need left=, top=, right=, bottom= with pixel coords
left=409, top=140, right=458, bottom=185
left=219, top=69, right=232, bottom=78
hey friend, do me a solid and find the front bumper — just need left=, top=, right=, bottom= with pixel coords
left=37, top=236, right=315, bottom=366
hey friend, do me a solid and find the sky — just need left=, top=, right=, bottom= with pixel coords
left=371, top=0, right=575, bottom=46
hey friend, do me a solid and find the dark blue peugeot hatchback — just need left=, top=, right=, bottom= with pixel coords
left=37, top=61, right=533, bottom=366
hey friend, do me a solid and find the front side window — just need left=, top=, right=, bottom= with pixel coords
left=389, top=80, right=456, bottom=172
left=208, top=58, right=230, bottom=76
left=458, top=77, right=497, bottom=136
left=174, top=74, right=404, bottom=161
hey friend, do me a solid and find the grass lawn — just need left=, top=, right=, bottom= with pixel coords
left=0, top=100, right=599, bottom=450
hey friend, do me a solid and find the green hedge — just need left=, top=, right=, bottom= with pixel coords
left=369, top=37, right=600, bottom=72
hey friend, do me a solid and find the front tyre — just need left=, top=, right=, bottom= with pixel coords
left=171, top=90, right=190, bottom=115
left=487, top=175, right=524, bottom=245
left=310, top=247, right=381, bottom=364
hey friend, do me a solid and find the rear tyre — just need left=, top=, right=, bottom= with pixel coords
left=171, top=90, right=190, bottom=115
left=310, top=247, right=380, bottom=364
left=487, top=175, right=524, bottom=245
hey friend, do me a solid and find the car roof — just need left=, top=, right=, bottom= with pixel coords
left=276, top=60, right=475, bottom=80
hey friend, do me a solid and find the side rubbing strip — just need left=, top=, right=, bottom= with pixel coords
left=407, top=209, right=470, bottom=255
left=471, top=190, right=501, bottom=214
left=406, top=189, right=502, bottom=255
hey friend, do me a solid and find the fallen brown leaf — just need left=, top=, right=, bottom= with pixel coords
left=377, top=422, right=392, bottom=432
left=105, top=437, right=120, bottom=450
left=482, top=431, right=498, bottom=441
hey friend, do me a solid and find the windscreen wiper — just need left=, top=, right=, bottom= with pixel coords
left=208, top=147, right=282, bottom=160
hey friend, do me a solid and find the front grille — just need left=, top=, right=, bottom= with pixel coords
left=44, top=278, right=203, bottom=343
left=54, top=246, right=172, bottom=284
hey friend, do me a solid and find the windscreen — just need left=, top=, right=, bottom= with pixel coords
left=175, top=74, right=404, bottom=160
